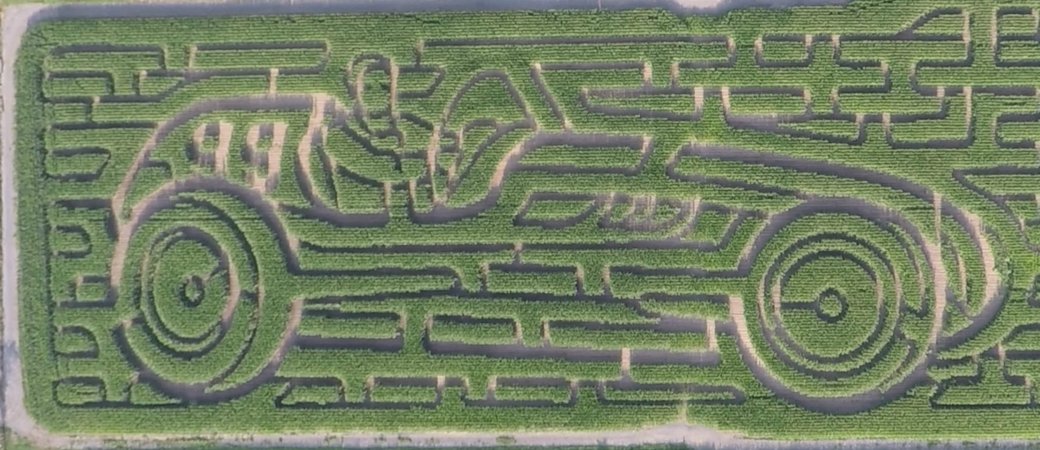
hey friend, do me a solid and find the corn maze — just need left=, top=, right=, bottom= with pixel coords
left=12, top=0, right=1040, bottom=441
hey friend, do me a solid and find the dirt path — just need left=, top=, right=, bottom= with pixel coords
left=1, top=4, right=43, bottom=446
left=12, top=1, right=1014, bottom=449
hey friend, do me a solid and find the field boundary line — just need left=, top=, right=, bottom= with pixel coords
left=8, top=1, right=1024, bottom=449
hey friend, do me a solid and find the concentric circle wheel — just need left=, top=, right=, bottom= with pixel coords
left=743, top=197, right=941, bottom=413
left=112, top=183, right=290, bottom=402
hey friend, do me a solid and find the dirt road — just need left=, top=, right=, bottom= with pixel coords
left=7, top=1, right=966, bottom=449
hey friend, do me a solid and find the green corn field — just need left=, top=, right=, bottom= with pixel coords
left=10, top=0, right=1040, bottom=442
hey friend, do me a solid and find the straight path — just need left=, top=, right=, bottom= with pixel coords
left=10, top=2, right=980, bottom=450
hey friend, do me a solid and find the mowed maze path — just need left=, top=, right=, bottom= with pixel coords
left=6, top=0, right=1040, bottom=445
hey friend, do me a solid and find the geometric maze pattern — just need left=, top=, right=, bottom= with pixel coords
left=17, top=0, right=1040, bottom=438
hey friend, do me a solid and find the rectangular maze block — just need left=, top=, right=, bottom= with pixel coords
left=7, top=0, right=1040, bottom=444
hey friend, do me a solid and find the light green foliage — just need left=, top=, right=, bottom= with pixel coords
left=14, top=0, right=1040, bottom=440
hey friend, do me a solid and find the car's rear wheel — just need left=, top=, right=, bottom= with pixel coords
left=112, top=179, right=292, bottom=403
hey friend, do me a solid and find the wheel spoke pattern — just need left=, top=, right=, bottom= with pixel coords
left=13, top=1, right=1039, bottom=439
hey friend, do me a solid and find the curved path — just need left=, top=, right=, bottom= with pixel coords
left=16, top=1, right=1024, bottom=449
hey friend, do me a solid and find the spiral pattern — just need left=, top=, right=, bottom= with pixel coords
left=139, top=225, right=243, bottom=357
left=116, top=190, right=269, bottom=391
left=749, top=198, right=938, bottom=399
